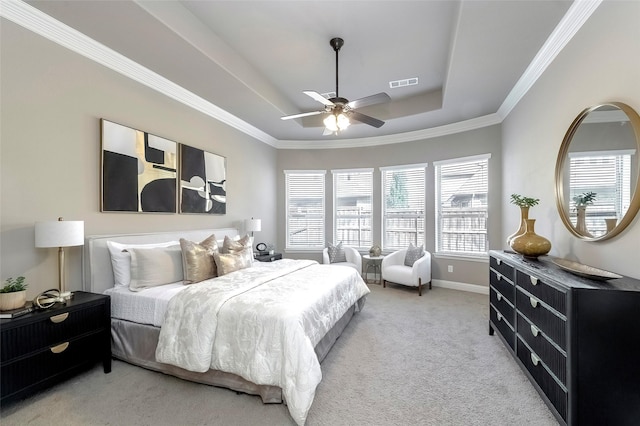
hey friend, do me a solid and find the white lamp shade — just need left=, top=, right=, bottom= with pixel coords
left=35, top=220, right=85, bottom=248
left=245, top=218, right=262, bottom=233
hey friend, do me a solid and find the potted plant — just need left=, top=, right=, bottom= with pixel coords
left=506, top=194, right=540, bottom=245
left=573, top=191, right=596, bottom=208
left=572, top=192, right=596, bottom=236
left=0, top=277, right=28, bottom=311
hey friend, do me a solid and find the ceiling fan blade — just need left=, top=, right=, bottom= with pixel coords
left=348, top=110, right=385, bottom=128
left=346, top=92, right=391, bottom=110
left=304, top=91, right=335, bottom=107
left=281, top=110, right=324, bottom=120
left=322, top=127, right=335, bottom=136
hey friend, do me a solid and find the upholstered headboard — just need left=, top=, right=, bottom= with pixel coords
left=83, top=228, right=238, bottom=294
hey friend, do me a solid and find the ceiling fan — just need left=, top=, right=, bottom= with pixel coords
left=281, top=37, right=391, bottom=135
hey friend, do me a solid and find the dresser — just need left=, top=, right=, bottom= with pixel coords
left=488, top=250, right=640, bottom=426
left=1, top=291, right=111, bottom=405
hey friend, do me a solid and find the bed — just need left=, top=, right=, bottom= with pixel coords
left=83, top=228, right=369, bottom=425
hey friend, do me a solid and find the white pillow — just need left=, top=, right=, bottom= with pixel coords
left=127, top=245, right=184, bottom=292
left=107, top=240, right=178, bottom=287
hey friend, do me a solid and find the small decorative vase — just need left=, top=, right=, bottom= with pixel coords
left=369, top=245, right=381, bottom=257
left=510, top=219, right=551, bottom=258
left=506, top=206, right=529, bottom=246
left=0, top=290, right=27, bottom=311
left=575, top=206, right=593, bottom=237
left=605, top=218, right=618, bottom=233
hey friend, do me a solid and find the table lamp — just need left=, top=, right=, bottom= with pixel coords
left=245, top=217, right=261, bottom=238
left=35, top=217, right=84, bottom=300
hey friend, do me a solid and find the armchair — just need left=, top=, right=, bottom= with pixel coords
left=322, top=246, right=362, bottom=273
left=381, top=248, right=432, bottom=296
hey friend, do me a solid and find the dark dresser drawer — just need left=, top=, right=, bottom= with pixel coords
left=517, top=337, right=567, bottom=422
left=490, top=269, right=515, bottom=304
left=1, top=332, right=103, bottom=400
left=516, top=287, right=566, bottom=349
left=490, top=286, right=515, bottom=326
left=517, top=312, right=566, bottom=385
left=1, top=303, right=107, bottom=360
left=516, top=270, right=566, bottom=314
left=490, top=306, right=515, bottom=351
left=490, top=256, right=515, bottom=280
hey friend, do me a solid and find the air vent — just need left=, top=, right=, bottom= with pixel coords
left=321, top=91, right=336, bottom=99
left=389, top=77, right=418, bottom=89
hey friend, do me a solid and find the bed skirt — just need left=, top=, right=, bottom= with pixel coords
left=110, top=295, right=367, bottom=404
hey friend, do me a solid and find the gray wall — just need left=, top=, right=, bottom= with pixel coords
left=277, top=125, right=502, bottom=286
left=502, top=0, right=640, bottom=278
left=0, top=21, right=278, bottom=298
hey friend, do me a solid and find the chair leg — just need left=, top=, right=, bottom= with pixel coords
left=418, top=278, right=422, bottom=296
left=429, top=280, right=432, bottom=290
left=382, top=279, right=386, bottom=288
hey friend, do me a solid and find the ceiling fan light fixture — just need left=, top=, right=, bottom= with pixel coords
left=324, top=111, right=350, bottom=132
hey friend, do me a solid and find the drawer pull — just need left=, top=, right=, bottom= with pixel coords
left=50, top=312, right=69, bottom=323
left=530, top=297, right=539, bottom=308
left=530, top=325, right=540, bottom=337
left=497, top=293, right=502, bottom=301
left=496, top=259, right=502, bottom=265
left=50, top=342, right=69, bottom=354
left=496, top=273, right=502, bottom=281
left=530, top=276, right=538, bottom=286
left=531, top=353, right=540, bottom=366
left=497, top=312, right=503, bottom=322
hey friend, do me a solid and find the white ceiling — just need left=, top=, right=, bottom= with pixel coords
left=25, top=0, right=577, bottom=146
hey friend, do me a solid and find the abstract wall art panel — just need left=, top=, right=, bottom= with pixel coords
left=101, top=119, right=177, bottom=213
left=179, top=144, right=226, bottom=214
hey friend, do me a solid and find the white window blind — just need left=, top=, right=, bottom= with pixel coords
left=285, top=170, right=325, bottom=250
left=333, top=169, right=373, bottom=248
left=435, top=154, right=490, bottom=256
left=381, top=164, right=427, bottom=250
left=568, top=150, right=633, bottom=237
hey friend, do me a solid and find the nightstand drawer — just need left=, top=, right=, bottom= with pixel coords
left=490, top=286, right=515, bottom=326
left=490, top=306, right=515, bottom=351
left=1, top=332, right=104, bottom=400
left=516, top=270, right=566, bottom=315
left=517, top=312, right=567, bottom=385
left=517, top=337, right=567, bottom=422
left=490, top=269, right=515, bottom=304
left=516, top=288, right=566, bottom=350
left=1, top=303, right=108, bottom=361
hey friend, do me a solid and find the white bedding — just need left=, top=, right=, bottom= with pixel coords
left=104, top=283, right=187, bottom=326
left=155, top=259, right=370, bottom=426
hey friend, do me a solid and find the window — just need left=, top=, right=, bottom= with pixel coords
left=568, top=149, right=633, bottom=237
left=285, top=170, right=326, bottom=250
left=435, top=154, right=490, bottom=256
left=381, top=164, right=427, bottom=251
left=332, top=169, right=373, bottom=248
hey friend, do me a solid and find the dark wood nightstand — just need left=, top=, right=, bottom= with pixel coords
left=0, top=291, right=111, bottom=406
left=254, top=252, right=282, bottom=262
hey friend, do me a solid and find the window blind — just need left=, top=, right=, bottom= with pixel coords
left=285, top=170, right=325, bottom=249
left=333, top=169, right=373, bottom=248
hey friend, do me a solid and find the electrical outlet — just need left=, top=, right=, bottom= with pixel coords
left=448, top=265, right=453, bottom=273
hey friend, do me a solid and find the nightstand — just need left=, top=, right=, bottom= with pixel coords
left=254, top=252, right=283, bottom=262
left=0, top=291, right=111, bottom=405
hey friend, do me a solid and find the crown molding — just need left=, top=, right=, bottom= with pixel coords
left=0, top=0, right=278, bottom=147
left=497, top=0, right=602, bottom=119
left=2, top=0, right=599, bottom=150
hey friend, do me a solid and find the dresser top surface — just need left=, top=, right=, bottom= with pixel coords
left=489, top=250, right=640, bottom=292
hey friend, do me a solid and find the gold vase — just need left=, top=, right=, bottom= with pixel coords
left=510, top=219, right=551, bottom=258
left=506, top=206, right=529, bottom=246
left=575, top=206, right=593, bottom=237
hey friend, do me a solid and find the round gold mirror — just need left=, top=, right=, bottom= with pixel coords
left=556, top=102, right=640, bottom=241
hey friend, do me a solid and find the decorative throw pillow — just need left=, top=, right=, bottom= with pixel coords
left=404, top=243, right=424, bottom=267
left=179, top=234, right=219, bottom=284
left=327, top=242, right=347, bottom=263
left=214, top=249, right=253, bottom=276
left=107, top=240, right=178, bottom=287
left=222, top=234, right=254, bottom=264
left=127, top=245, right=184, bottom=291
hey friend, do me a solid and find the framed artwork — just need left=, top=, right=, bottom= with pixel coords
left=179, top=144, right=227, bottom=214
left=101, top=119, right=177, bottom=213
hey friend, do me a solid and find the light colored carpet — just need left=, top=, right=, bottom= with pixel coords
left=0, top=284, right=558, bottom=425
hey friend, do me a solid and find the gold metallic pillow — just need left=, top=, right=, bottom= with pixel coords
left=179, top=234, right=218, bottom=284
left=222, top=234, right=252, bottom=254
left=214, top=249, right=253, bottom=276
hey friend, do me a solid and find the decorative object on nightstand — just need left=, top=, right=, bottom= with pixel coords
left=35, top=217, right=84, bottom=301
left=0, top=277, right=28, bottom=311
left=0, top=291, right=111, bottom=405
left=254, top=252, right=282, bottom=262
left=245, top=217, right=261, bottom=238
left=368, top=244, right=381, bottom=257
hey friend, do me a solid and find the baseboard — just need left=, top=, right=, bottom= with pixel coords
left=432, top=279, right=489, bottom=295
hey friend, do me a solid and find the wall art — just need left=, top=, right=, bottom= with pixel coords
left=101, top=119, right=177, bottom=213
left=179, top=144, right=226, bottom=214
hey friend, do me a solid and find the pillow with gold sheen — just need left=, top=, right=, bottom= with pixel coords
left=179, top=234, right=219, bottom=284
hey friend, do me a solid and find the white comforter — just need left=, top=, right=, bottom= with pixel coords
left=156, top=259, right=370, bottom=425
